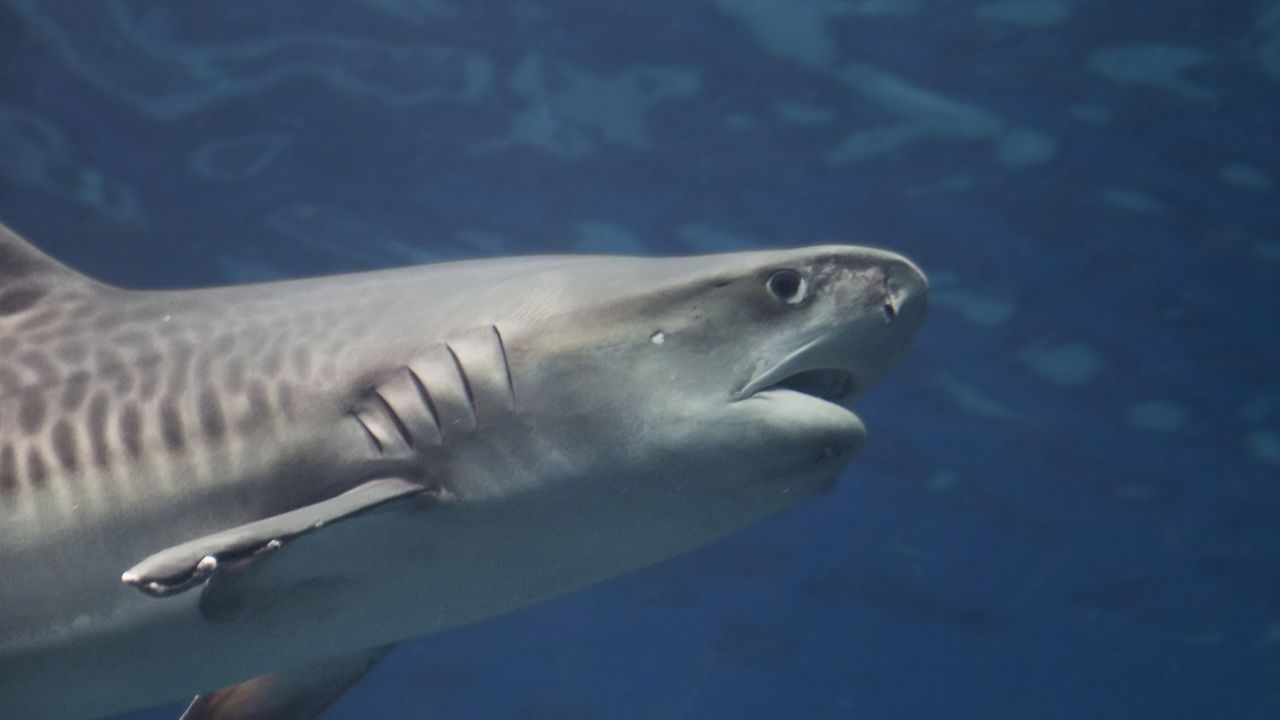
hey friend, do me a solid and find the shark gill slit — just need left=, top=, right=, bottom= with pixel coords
left=403, top=365, right=443, bottom=438
left=352, top=412, right=384, bottom=454
left=373, top=390, right=414, bottom=450
left=444, top=344, right=477, bottom=421
left=490, top=325, right=516, bottom=406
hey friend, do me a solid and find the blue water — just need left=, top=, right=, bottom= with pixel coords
left=2, top=1, right=1277, bottom=718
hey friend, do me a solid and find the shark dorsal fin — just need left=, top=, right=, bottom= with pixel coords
left=0, top=222, right=106, bottom=308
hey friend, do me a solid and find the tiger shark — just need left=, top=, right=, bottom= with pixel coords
left=0, top=220, right=926, bottom=719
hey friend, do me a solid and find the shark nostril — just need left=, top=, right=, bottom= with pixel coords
left=883, top=299, right=897, bottom=320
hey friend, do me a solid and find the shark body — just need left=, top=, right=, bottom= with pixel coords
left=0, top=222, right=926, bottom=719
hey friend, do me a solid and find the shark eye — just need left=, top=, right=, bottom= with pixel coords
left=766, top=269, right=806, bottom=305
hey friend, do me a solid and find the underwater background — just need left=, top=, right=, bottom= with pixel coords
left=1, top=1, right=1277, bottom=718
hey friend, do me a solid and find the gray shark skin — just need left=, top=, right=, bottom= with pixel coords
left=0, top=221, right=926, bottom=719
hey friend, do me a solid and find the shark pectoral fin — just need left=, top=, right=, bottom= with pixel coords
left=179, top=644, right=395, bottom=720
left=122, top=478, right=430, bottom=597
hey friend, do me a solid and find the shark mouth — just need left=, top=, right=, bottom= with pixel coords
left=738, top=334, right=861, bottom=409
left=764, top=368, right=856, bottom=405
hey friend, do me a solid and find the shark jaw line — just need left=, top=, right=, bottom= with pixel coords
left=735, top=336, right=867, bottom=448
left=738, top=336, right=859, bottom=409
left=742, top=369, right=862, bottom=423
left=761, top=368, right=856, bottom=406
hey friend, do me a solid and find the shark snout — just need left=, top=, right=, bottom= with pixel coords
left=824, top=248, right=928, bottom=394
left=833, top=247, right=928, bottom=334
left=880, top=253, right=928, bottom=332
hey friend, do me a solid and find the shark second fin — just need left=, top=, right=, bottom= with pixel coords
left=179, top=645, right=395, bottom=720
left=122, top=478, right=430, bottom=597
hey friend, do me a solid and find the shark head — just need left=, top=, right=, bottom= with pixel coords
left=0, top=224, right=928, bottom=719
left=438, top=245, right=928, bottom=551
